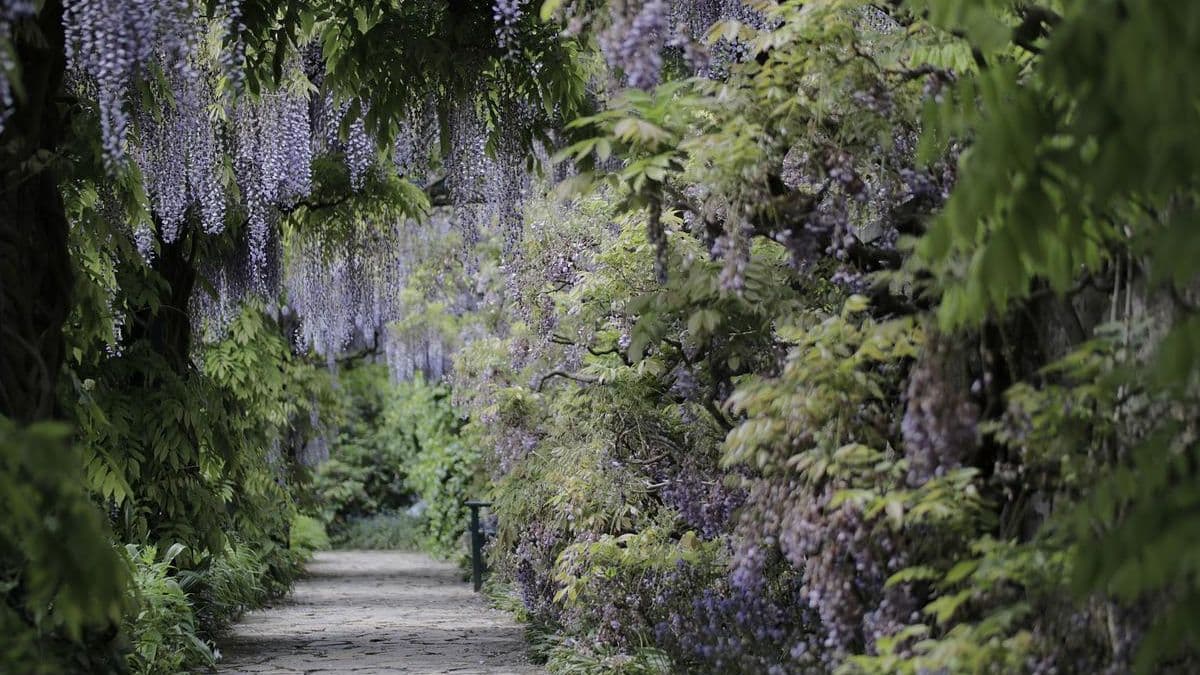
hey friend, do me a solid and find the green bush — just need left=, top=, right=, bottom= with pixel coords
left=314, top=368, right=482, bottom=559
left=123, top=544, right=214, bottom=675
left=382, top=377, right=482, bottom=558
left=124, top=536, right=302, bottom=674
left=314, top=364, right=414, bottom=530
left=331, top=511, right=422, bottom=550
left=179, top=541, right=269, bottom=636
left=0, top=418, right=129, bottom=673
left=290, top=514, right=330, bottom=553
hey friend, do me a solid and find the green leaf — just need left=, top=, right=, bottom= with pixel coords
left=540, top=0, right=564, bottom=22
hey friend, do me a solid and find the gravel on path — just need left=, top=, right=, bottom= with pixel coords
left=215, top=550, right=541, bottom=675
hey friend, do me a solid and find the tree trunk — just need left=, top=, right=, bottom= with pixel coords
left=127, top=229, right=200, bottom=369
left=0, top=1, right=71, bottom=423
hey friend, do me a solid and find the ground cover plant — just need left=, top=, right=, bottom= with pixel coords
left=1, top=0, right=1199, bottom=673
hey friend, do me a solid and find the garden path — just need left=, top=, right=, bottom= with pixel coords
left=216, top=550, right=540, bottom=674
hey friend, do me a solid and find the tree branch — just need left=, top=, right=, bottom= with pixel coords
left=536, top=370, right=598, bottom=391
left=703, top=397, right=735, bottom=432
left=1012, top=5, right=1062, bottom=55
left=278, top=192, right=356, bottom=217
left=551, top=332, right=631, bottom=363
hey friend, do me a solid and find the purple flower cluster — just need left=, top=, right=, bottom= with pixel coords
left=513, top=521, right=563, bottom=623
left=713, top=224, right=751, bottom=292
left=729, top=477, right=922, bottom=667
left=492, top=0, right=526, bottom=54
left=850, top=86, right=894, bottom=116
left=659, top=472, right=744, bottom=539
left=600, top=0, right=669, bottom=90
left=316, top=96, right=375, bottom=191
left=492, top=425, right=539, bottom=475
left=653, top=550, right=818, bottom=673
left=442, top=100, right=533, bottom=257
left=344, top=112, right=374, bottom=190
left=541, top=530, right=817, bottom=672
left=384, top=325, right=451, bottom=383
left=391, top=101, right=438, bottom=179
left=133, top=219, right=156, bottom=262
left=233, top=79, right=313, bottom=283
left=284, top=214, right=446, bottom=362
left=132, top=68, right=225, bottom=241
left=62, top=0, right=199, bottom=168
left=0, top=1, right=34, bottom=134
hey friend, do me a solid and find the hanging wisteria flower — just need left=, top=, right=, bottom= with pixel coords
left=233, top=79, right=313, bottom=282
left=492, top=0, right=526, bottom=54
left=132, top=67, right=225, bottom=241
left=132, top=219, right=156, bottom=262
left=317, top=96, right=375, bottom=190
left=284, top=212, right=465, bottom=381
left=62, top=0, right=201, bottom=167
left=344, top=112, right=373, bottom=190
left=603, top=0, right=669, bottom=90
left=392, top=101, right=439, bottom=180
left=0, top=1, right=35, bottom=134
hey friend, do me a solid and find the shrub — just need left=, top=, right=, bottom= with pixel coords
left=331, top=511, right=422, bottom=550
left=177, top=537, right=304, bottom=638
left=315, top=370, right=482, bottom=559
left=290, top=514, right=330, bottom=553
left=381, top=377, right=480, bottom=556
left=0, top=419, right=128, bottom=674
left=314, top=364, right=415, bottom=530
left=123, top=544, right=214, bottom=675
left=179, top=541, right=269, bottom=637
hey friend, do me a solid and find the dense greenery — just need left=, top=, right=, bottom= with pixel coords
left=2, top=0, right=1199, bottom=673
left=453, top=2, right=1200, bottom=673
left=312, top=364, right=481, bottom=556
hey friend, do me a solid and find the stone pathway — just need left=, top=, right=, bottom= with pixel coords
left=216, top=550, right=540, bottom=674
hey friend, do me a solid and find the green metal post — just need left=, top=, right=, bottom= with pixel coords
left=465, top=500, right=491, bottom=592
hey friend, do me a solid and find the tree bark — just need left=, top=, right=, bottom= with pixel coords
left=0, top=1, right=72, bottom=423
left=126, top=228, right=200, bottom=370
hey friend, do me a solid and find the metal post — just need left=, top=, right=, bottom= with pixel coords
left=465, top=500, right=491, bottom=592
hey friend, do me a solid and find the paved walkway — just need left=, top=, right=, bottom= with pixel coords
left=216, top=551, right=540, bottom=674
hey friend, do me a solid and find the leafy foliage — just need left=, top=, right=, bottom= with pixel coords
left=385, top=377, right=481, bottom=557
left=314, top=364, right=413, bottom=529
left=0, top=419, right=128, bottom=672
left=331, top=512, right=422, bottom=551
left=290, top=514, right=332, bottom=553
left=123, top=543, right=215, bottom=675
left=312, top=365, right=481, bottom=557
left=1, top=0, right=588, bottom=671
left=447, top=1, right=1200, bottom=673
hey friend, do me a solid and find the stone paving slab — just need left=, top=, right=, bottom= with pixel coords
left=215, top=551, right=540, bottom=675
